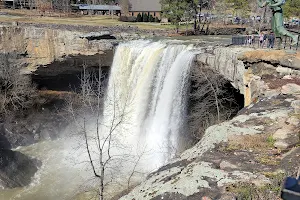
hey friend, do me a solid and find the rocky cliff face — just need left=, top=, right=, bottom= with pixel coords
left=0, top=25, right=115, bottom=74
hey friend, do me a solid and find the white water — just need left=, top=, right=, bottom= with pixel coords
left=0, top=40, right=198, bottom=200
left=101, top=40, right=197, bottom=170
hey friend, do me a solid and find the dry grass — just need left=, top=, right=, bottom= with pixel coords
left=225, top=134, right=282, bottom=166
left=0, top=9, right=248, bottom=31
left=226, top=134, right=275, bottom=151
left=0, top=9, right=175, bottom=30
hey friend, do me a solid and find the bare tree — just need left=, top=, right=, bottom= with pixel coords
left=0, top=53, right=36, bottom=116
left=188, top=67, right=240, bottom=141
left=119, top=0, right=130, bottom=16
left=67, top=65, right=143, bottom=200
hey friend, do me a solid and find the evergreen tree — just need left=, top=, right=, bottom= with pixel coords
left=137, top=13, right=142, bottom=22
left=149, top=14, right=155, bottom=22
left=142, top=13, right=149, bottom=22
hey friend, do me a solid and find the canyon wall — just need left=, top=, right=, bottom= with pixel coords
left=0, top=25, right=114, bottom=73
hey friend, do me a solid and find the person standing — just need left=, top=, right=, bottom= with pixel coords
left=268, top=32, right=275, bottom=48
left=263, top=32, right=268, bottom=48
left=259, top=32, right=264, bottom=47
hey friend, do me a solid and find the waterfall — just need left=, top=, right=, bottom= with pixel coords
left=102, top=40, right=197, bottom=170
left=0, top=40, right=199, bottom=200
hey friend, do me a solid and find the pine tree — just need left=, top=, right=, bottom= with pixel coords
left=137, top=13, right=142, bottom=22
left=142, top=13, right=149, bottom=22
left=149, top=14, right=155, bottom=22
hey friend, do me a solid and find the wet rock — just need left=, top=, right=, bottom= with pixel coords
left=2, top=122, right=35, bottom=148
left=281, top=84, right=300, bottom=95
left=0, top=123, right=11, bottom=150
left=0, top=149, right=41, bottom=188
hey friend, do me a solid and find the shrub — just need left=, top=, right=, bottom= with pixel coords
left=149, top=14, right=154, bottom=22
left=136, top=13, right=142, bottom=22
left=142, top=13, right=148, bottom=22
left=119, top=16, right=137, bottom=22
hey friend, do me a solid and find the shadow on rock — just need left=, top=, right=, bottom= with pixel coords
left=0, top=149, right=41, bottom=188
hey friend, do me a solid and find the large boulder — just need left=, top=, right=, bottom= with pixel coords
left=0, top=149, right=41, bottom=188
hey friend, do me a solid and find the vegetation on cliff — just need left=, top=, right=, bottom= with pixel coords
left=0, top=53, right=36, bottom=117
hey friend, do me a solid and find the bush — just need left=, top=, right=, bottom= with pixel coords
left=136, top=13, right=142, bottom=22
left=142, top=13, right=148, bottom=22
left=149, top=14, right=154, bottom=22
left=119, top=16, right=137, bottom=22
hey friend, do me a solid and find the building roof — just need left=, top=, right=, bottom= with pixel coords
left=129, top=0, right=161, bottom=12
left=76, top=4, right=121, bottom=11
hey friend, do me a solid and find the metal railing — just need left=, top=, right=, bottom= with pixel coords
left=232, top=33, right=299, bottom=51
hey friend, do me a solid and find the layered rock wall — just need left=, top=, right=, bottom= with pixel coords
left=0, top=25, right=114, bottom=73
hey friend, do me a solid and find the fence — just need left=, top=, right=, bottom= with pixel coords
left=232, top=33, right=299, bottom=51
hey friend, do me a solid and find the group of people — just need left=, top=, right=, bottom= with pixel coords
left=259, top=32, right=276, bottom=48
left=245, top=32, right=276, bottom=48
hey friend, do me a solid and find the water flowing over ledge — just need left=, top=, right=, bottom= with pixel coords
left=102, top=40, right=199, bottom=170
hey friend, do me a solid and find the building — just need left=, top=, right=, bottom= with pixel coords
left=128, top=0, right=161, bottom=19
left=72, top=4, right=121, bottom=15
left=1, top=0, right=34, bottom=8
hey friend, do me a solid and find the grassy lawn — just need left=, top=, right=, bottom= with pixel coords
left=0, top=9, right=246, bottom=31
left=0, top=9, right=176, bottom=30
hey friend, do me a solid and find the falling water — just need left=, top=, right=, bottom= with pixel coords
left=102, top=40, right=198, bottom=170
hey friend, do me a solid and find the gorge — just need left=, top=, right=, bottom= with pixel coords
left=0, top=25, right=300, bottom=200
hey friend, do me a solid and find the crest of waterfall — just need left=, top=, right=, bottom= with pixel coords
left=101, top=40, right=198, bottom=171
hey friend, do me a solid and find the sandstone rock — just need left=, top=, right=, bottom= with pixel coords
left=274, top=134, right=299, bottom=149
left=273, top=128, right=293, bottom=140
left=274, top=141, right=290, bottom=149
left=281, top=84, right=300, bottom=95
left=79, top=31, right=111, bottom=38
left=201, top=197, right=212, bottom=200
left=264, top=89, right=281, bottom=97
left=220, top=161, right=238, bottom=170
left=286, top=116, right=300, bottom=126
left=282, top=75, right=293, bottom=80
left=219, top=194, right=236, bottom=200
left=291, top=100, right=300, bottom=114
left=276, top=66, right=292, bottom=75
